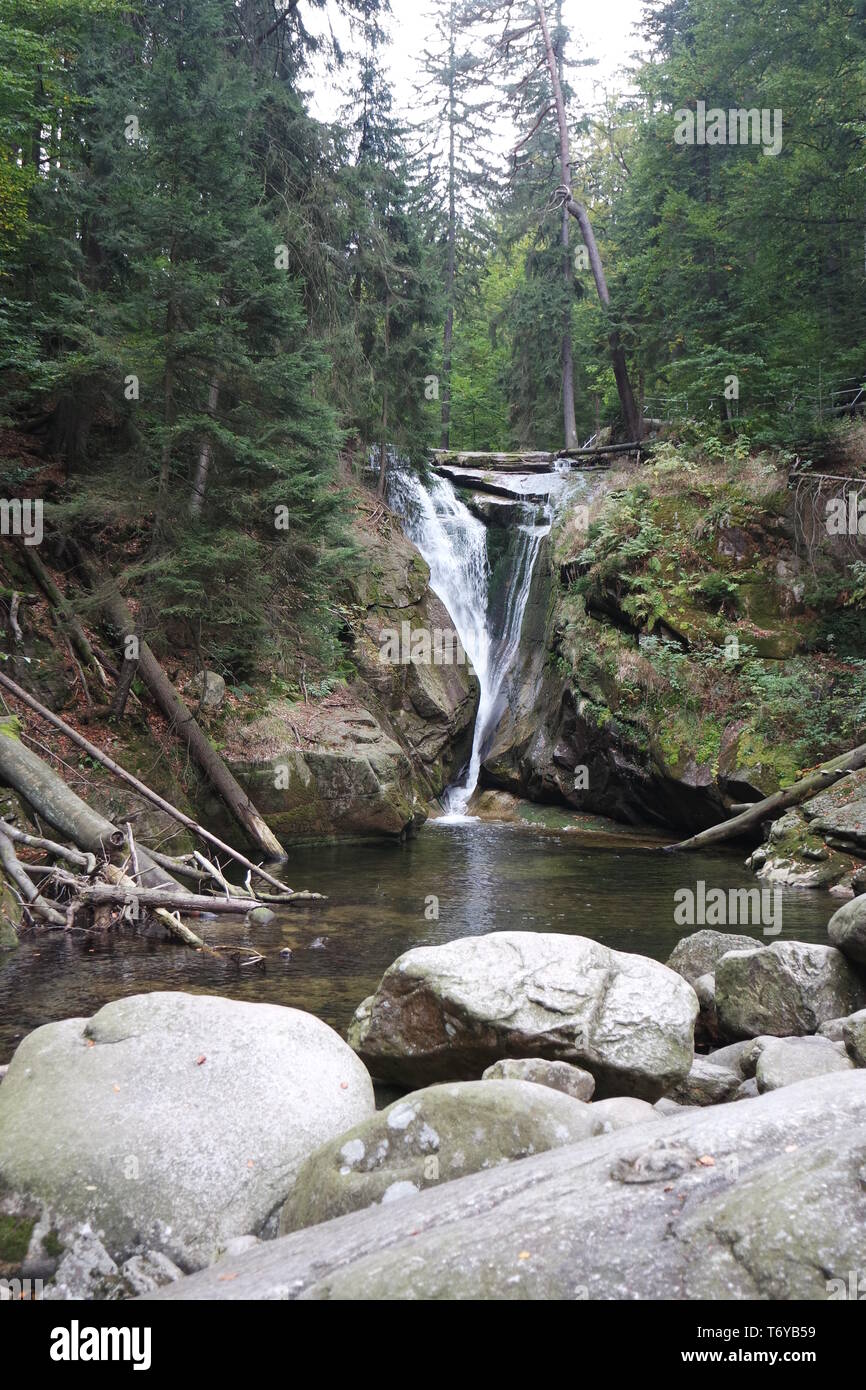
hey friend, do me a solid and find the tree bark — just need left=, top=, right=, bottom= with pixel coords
left=0, top=720, right=179, bottom=892
left=18, top=545, right=110, bottom=689
left=73, top=883, right=265, bottom=915
left=554, top=4, right=578, bottom=450
left=533, top=0, right=641, bottom=443
left=440, top=5, right=458, bottom=451
left=378, top=300, right=391, bottom=497
left=110, top=641, right=139, bottom=719
left=189, top=376, right=220, bottom=518
left=0, top=829, right=66, bottom=925
left=666, top=743, right=866, bottom=852
left=97, top=589, right=284, bottom=858
left=564, top=197, right=642, bottom=443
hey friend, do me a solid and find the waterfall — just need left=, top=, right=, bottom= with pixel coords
left=389, top=467, right=550, bottom=819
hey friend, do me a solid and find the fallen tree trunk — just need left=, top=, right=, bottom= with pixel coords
left=0, top=828, right=66, bottom=925
left=0, top=671, right=292, bottom=896
left=0, top=818, right=97, bottom=874
left=73, top=883, right=265, bottom=915
left=18, top=544, right=110, bottom=689
left=0, top=718, right=176, bottom=891
left=665, top=742, right=866, bottom=852
left=97, top=588, right=284, bottom=861
left=0, top=728, right=259, bottom=959
left=100, top=864, right=218, bottom=954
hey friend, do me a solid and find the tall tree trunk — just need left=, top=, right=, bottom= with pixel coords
left=189, top=377, right=220, bottom=518
left=534, top=0, right=641, bottom=442
left=159, top=294, right=176, bottom=501
left=554, top=5, right=578, bottom=450
left=440, top=5, right=458, bottom=451
left=378, top=301, right=391, bottom=497
left=560, top=194, right=578, bottom=449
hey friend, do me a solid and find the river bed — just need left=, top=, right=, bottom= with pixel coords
left=0, top=821, right=837, bottom=1064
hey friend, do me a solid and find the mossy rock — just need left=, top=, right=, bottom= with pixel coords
left=0, top=867, right=21, bottom=950
left=0, top=1210, right=35, bottom=1268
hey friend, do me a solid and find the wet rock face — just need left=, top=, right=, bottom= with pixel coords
left=222, top=699, right=425, bottom=840
left=218, top=511, right=479, bottom=841
left=347, top=521, right=479, bottom=799
left=348, top=931, right=698, bottom=1101
left=0, top=993, right=375, bottom=1272
left=148, top=1072, right=866, bottom=1302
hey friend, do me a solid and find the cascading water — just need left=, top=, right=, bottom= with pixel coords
left=389, top=466, right=551, bottom=819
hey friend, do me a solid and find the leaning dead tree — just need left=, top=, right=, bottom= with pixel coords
left=99, top=586, right=285, bottom=860
left=499, top=0, right=643, bottom=444
left=41, top=542, right=285, bottom=860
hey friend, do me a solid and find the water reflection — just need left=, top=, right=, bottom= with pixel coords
left=0, top=823, right=835, bottom=1062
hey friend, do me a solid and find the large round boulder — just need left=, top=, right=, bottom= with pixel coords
left=0, top=992, right=374, bottom=1270
left=280, top=1079, right=599, bottom=1233
left=715, top=941, right=866, bottom=1040
left=482, top=1057, right=595, bottom=1101
left=753, top=1035, right=855, bottom=1093
left=828, top=896, right=866, bottom=966
left=666, top=929, right=759, bottom=986
left=348, top=932, right=698, bottom=1100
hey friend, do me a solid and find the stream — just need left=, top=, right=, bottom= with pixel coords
left=0, top=823, right=836, bottom=1063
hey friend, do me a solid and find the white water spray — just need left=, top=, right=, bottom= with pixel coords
left=389, top=468, right=550, bottom=818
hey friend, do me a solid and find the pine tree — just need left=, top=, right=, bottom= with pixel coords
left=414, top=0, right=498, bottom=449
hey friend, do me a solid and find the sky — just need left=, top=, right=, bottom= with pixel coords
left=307, top=0, right=649, bottom=124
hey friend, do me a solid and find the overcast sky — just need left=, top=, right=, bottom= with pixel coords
left=307, top=0, right=649, bottom=123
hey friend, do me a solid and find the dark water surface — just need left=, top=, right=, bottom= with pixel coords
left=0, top=822, right=836, bottom=1063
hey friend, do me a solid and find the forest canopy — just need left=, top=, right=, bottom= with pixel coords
left=1, top=0, right=865, bottom=680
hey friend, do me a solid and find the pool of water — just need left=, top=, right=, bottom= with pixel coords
left=0, top=821, right=836, bottom=1063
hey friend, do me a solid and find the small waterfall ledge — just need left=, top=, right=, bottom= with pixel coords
left=389, top=466, right=552, bottom=819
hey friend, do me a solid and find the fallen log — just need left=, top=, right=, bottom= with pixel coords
left=0, top=819, right=97, bottom=874
left=99, top=863, right=219, bottom=954
left=0, top=828, right=66, bottom=925
left=97, top=586, right=284, bottom=860
left=665, top=742, right=866, bottom=852
left=0, top=671, right=293, bottom=897
left=17, top=544, right=110, bottom=689
left=140, top=846, right=213, bottom=884
left=72, top=883, right=266, bottom=915
left=0, top=716, right=177, bottom=892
